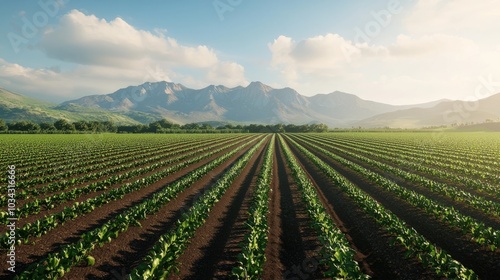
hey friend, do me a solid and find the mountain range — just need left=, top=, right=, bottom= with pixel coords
left=1, top=81, right=499, bottom=128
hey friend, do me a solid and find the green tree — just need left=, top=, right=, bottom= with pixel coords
left=148, top=122, right=162, bottom=133
left=54, top=119, right=75, bottom=131
left=8, top=121, right=40, bottom=132
left=0, top=119, right=7, bottom=131
left=39, top=122, right=56, bottom=131
left=269, top=124, right=285, bottom=133
left=156, top=119, right=174, bottom=128
left=200, top=123, right=214, bottom=130
left=101, top=121, right=117, bottom=132
left=73, top=120, right=90, bottom=131
left=182, top=123, right=201, bottom=130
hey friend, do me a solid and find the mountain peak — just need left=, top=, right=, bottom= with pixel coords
left=202, top=84, right=231, bottom=94
left=4, top=82, right=499, bottom=128
left=246, top=81, right=273, bottom=93
left=140, top=81, right=186, bottom=93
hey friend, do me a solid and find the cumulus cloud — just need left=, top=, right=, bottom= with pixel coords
left=404, top=0, right=500, bottom=38
left=39, top=10, right=219, bottom=68
left=269, top=31, right=500, bottom=103
left=0, top=58, right=145, bottom=101
left=206, top=62, right=247, bottom=87
left=271, top=34, right=349, bottom=69
left=0, top=10, right=247, bottom=101
left=387, top=34, right=480, bottom=59
left=268, top=0, right=500, bottom=103
left=269, top=34, right=373, bottom=90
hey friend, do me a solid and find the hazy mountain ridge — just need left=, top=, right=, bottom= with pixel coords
left=2, top=81, right=499, bottom=128
left=354, top=94, right=500, bottom=128
left=59, top=81, right=425, bottom=126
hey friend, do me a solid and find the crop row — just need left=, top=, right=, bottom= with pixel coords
left=315, top=135, right=499, bottom=191
left=1, top=135, right=247, bottom=221
left=14, top=135, right=264, bottom=279
left=284, top=135, right=478, bottom=279
left=2, top=134, right=229, bottom=173
left=280, top=135, right=369, bottom=279
left=0, top=135, right=255, bottom=246
left=1, top=135, right=152, bottom=170
left=7, top=136, right=212, bottom=191
left=339, top=136, right=499, bottom=181
left=128, top=136, right=268, bottom=279
left=292, top=135, right=500, bottom=251
left=0, top=137, right=231, bottom=208
left=5, top=137, right=196, bottom=182
left=232, top=135, right=275, bottom=279
left=300, top=134, right=500, bottom=212
left=332, top=133, right=499, bottom=168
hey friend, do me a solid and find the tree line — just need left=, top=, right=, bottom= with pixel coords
left=0, top=119, right=117, bottom=133
left=0, top=119, right=329, bottom=133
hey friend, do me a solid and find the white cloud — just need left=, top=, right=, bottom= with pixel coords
left=206, top=62, right=247, bottom=87
left=267, top=0, right=500, bottom=103
left=39, top=10, right=219, bottom=69
left=388, top=34, right=479, bottom=57
left=405, top=0, right=500, bottom=39
left=0, top=65, right=63, bottom=102
left=0, top=10, right=248, bottom=101
left=269, top=34, right=378, bottom=91
left=0, top=58, right=142, bottom=101
left=290, top=34, right=353, bottom=70
left=269, top=36, right=298, bottom=86
left=269, top=33, right=392, bottom=77
left=269, top=31, right=500, bottom=103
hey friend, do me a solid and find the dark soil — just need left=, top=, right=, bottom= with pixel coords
left=289, top=134, right=500, bottom=280
left=4, top=133, right=498, bottom=280
left=0, top=135, right=256, bottom=279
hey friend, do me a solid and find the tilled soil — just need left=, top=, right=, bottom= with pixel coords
left=0, top=135, right=257, bottom=279
left=167, top=135, right=269, bottom=280
left=3, top=133, right=498, bottom=280
left=289, top=135, right=500, bottom=280
left=285, top=136, right=439, bottom=280
left=62, top=135, right=264, bottom=280
left=10, top=136, right=249, bottom=229
left=262, top=139, right=328, bottom=280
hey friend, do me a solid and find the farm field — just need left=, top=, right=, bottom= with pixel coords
left=1, top=132, right=499, bottom=279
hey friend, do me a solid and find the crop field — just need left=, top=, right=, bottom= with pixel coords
left=1, top=132, right=499, bottom=279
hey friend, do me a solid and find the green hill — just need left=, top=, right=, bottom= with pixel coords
left=0, top=88, right=143, bottom=125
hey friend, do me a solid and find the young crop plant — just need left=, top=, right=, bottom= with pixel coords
left=279, top=135, right=370, bottom=279
left=308, top=134, right=500, bottom=201
left=0, top=135, right=248, bottom=222
left=294, top=135, right=500, bottom=251
left=13, top=136, right=265, bottom=280
left=0, top=136, right=251, bottom=247
left=232, top=135, right=275, bottom=279
left=129, top=136, right=269, bottom=279
left=284, top=135, right=478, bottom=280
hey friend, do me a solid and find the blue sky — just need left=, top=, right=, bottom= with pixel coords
left=1, top=0, right=499, bottom=104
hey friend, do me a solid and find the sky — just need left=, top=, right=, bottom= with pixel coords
left=0, top=0, right=500, bottom=105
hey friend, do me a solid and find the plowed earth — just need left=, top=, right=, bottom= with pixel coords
left=2, top=133, right=498, bottom=280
